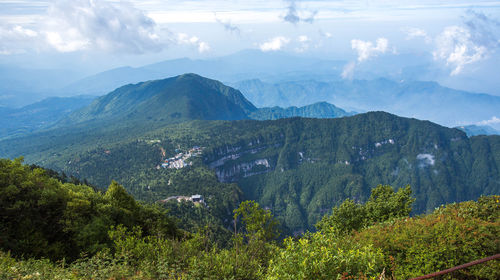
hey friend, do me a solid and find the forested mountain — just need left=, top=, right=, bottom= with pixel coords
left=60, top=73, right=256, bottom=126
left=233, top=78, right=500, bottom=129
left=0, top=74, right=499, bottom=233
left=1, top=72, right=500, bottom=278
left=0, top=96, right=96, bottom=139
left=2, top=158, right=498, bottom=279
left=250, top=102, right=354, bottom=120
left=2, top=109, right=499, bottom=233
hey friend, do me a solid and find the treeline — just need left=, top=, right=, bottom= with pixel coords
left=1, top=158, right=499, bottom=279
left=0, top=158, right=179, bottom=262
left=7, top=113, right=499, bottom=235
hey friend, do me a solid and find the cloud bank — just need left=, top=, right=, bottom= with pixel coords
left=352, top=38, right=389, bottom=62
left=341, top=37, right=390, bottom=80
left=0, top=25, right=39, bottom=55
left=0, top=0, right=212, bottom=55
left=259, top=36, right=290, bottom=51
left=177, top=33, right=211, bottom=53
left=433, top=26, right=487, bottom=76
left=433, top=10, right=500, bottom=75
left=477, top=116, right=500, bottom=126
left=45, top=0, right=168, bottom=53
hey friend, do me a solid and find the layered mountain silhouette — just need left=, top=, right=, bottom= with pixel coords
left=0, top=74, right=355, bottom=139
left=233, top=78, right=500, bottom=130
left=1, top=74, right=499, bottom=233
left=58, top=74, right=353, bottom=127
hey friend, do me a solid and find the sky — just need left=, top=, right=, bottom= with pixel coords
left=1, top=0, right=500, bottom=92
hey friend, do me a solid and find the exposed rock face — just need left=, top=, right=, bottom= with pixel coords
left=215, top=158, right=272, bottom=182
left=206, top=143, right=278, bottom=182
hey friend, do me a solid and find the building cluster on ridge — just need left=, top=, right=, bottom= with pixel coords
left=159, top=194, right=206, bottom=206
left=159, top=146, right=203, bottom=169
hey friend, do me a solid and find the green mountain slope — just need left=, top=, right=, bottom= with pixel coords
left=2, top=112, right=499, bottom=234
left=0, top=96, right=95, bottom=139
left=0, top=96, right=95, bottom=138
left=61, top=73, right=256, bottom=126
left=250, top=102, right=355, bottom=120
left=1, top=74, right=498, bottom=234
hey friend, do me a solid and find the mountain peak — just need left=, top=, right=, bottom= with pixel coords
left=62, top=74, right=256, bottom=126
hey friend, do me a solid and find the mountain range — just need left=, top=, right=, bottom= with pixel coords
left=232, top=78, right=500, bottom=130
left=0, top=74, right=352, bottom=139
left=1, top=73, right=499, bottom=233
left=0, top=96, right=95, bottom=139
left=2, top=50, right=498, bottom=133
left=456, top=125, right=500, bottom=137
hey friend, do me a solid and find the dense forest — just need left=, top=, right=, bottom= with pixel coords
left=1, top=158, right=498, bottom=279
left=2, top=112, right=499, bottom=233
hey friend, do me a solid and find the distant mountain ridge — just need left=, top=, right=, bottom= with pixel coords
left=456, top=125, right=500, bottom=136
left=0, top=96, right=96, bottom=139
left=60, top=50, right=344, bottom=97
left=232, top=78, right=500, bottom=130
left=250, top=102, right=355, bottom=120
left=0, top=74, right=353, bottom=139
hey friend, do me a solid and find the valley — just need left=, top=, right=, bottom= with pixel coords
left=2, top=1, right=500, bottom=278
left=1, top=74, right=498, bottom=234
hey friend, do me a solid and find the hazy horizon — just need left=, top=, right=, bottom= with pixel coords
left=1, top=0, right=500, bottom=130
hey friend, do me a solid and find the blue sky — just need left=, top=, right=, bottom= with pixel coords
left=1, top=0, right=500, bottom=90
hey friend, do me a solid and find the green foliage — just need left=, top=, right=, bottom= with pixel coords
left=1, top=110, right=499, bottom=235
left=249, top=102, right=352, bottom=120
left=353, top=195, right=500, bottom=279
left=365, top=185, right=414, bottom=224
left=316, top=198, right=366, bottom=234
left=0, top=190, right=498, bottom=279
left=0, top=158, right=178, bottom=262
left=267, top=233, right=385, bottom=279
left=234, top=201, right=279, bottom=242
left=316, top=185, right=414, bottom=234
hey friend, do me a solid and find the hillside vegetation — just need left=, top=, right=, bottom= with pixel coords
left=1, top=112, right=499, bottom=233
left=0, top=74, right=498, bottom=234
left=1, top=159, right=498, bottom=279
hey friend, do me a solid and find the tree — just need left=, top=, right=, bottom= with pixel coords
left=316, top=185, right=415, bottom=234
left=233, top=200, right=279, bottom=242
left=365, top=184, right=414, bottom=224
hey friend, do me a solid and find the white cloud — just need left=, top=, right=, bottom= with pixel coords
left=433, top=26, right=488, bottom=75
left=351, top=37, right=389, bottom=62
left=295, top=35, right=311, bottom=52
left=321, top=31, right=332, bottom=38
left=432, top=10, right=500, bottom=76
left=198, top=41, right=211, bottom=53
left=340, top=37, right=390, bottom=79
left=42, top=0, right=169, bottom=54
left=259, top=36, right=290, bottom=52
left=176, top=33, right=211, bottom=53
left=477, top=116, right=500, bottom=126
left=0, top=25, right=39, bottom=55
left=341, top=61, right=356, bottom=80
